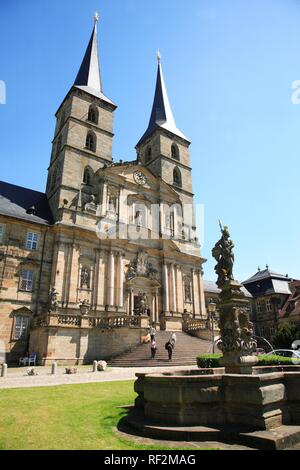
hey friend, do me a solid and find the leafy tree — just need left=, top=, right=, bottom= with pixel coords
left=271, top=323, right=300, bottom=349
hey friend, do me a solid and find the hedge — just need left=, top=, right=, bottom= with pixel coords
left=197, top=353, right=300, bottom=368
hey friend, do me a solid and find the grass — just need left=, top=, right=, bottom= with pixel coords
left=0, top=381, right=206, bottom=450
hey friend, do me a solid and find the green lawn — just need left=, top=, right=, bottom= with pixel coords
left=0, top=381, right=204, bottom=450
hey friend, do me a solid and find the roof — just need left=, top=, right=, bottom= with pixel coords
left=279, top=281, right=300, bottom=320
left=137, top=59, right=189, bottom=147
left=243, top=268, right=291, bottom=285
left=204, top=280, right=253, bottom=298
left=73, top=19, right=115, bottom=107
left=0, top=181, right=53, bottom=226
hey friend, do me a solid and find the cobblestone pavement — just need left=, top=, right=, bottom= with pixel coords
left=0, top=365, right=196, bottom=389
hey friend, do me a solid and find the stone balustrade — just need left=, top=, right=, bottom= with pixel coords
left=32, top=313, right=149, bottom=330
left=182, top=318, right=208, bottom=333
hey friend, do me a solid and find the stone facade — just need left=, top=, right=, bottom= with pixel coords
left=0, top=20, right=207, bottom=364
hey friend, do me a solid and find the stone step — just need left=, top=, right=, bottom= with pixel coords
left=108, top=331, right=210, bottom=367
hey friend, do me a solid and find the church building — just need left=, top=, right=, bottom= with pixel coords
left=0, top=16, right=206, bottom=364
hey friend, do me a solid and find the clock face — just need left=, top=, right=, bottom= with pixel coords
left=134, top=171, right=147, bottom=185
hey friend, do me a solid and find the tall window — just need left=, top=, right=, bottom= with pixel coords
left=266, top=299, right=272, bottom=312
left=86, top=132, right=96, bottom=152
left=88, top=105, right=98, bottom=124
left=0, top=225, right=3, bottom=243
left=20, top=270, right=34, bottom=292
left=171, top=144, right=179, bottom=160
left=26, top=232, right=38, bottom=250
left=14, top=316, right=30, bottom=340
left=173, top=168, right=182, bottom=187
left=83, top=168, right=92, bottom=185
left=256, top=300, right=264, bottom=314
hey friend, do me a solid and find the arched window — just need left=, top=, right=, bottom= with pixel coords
left=83, top=168, right=92, bottom=185
left=146, top=146, right=152, bottom=163
left=171, top=144, right=179, bottom=160
left=88, top=105, right=98, bottom=124
left=86, top=132, right=96, bottom=152
left=173, top=167, right=182, bottom=187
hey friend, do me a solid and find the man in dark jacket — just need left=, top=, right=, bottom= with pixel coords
left=165, top=341, right=173, bottom=361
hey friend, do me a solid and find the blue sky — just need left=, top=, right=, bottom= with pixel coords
left=0, top=0, right=300, bottom=283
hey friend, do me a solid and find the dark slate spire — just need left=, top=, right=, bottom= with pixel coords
left=74, top=13, right=115, bottom=106
left=137, top=52, right=189, bottom=146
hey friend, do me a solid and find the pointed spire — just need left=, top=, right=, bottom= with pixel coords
left=74, top=13, right=115, bottom=106
left=137, top=52, right=189, bottom=146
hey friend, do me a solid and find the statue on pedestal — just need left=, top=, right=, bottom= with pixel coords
left=212, top=222, right=257, bottom=373
left=212, top=221, right=234, bottom=288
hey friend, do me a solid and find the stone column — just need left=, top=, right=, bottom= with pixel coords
left=107, top=251, right=115, bottom=307
left=159, top=200, right=164, bottom=237
left=197, top=269, right=206, bottom=318
left=96, top=250, right=106, bottom=308
left=176, top=265, right=184, bottom=314
left=162, top=263, right=170, bottom=313
left=67, top=243, right=80, bottom=306
left=155, top=288, right=159, bottom=323
left=92, top=248, right=100, bottom=310
left=117, top=252, right=124, bottom=309
left=192, top=269, right=200, bottom=318
left=51, top=241, right=65, bottom=303
left=101, top=180, right=108, bottom=217
left=171, top=264, right=177, bottom=314
left=129, top=288, right=134, bottom=316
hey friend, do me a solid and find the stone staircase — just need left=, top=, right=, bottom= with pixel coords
left=108, top=331, right=211, bottom=367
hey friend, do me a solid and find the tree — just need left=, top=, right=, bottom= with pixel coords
left=271, top=323, right=300, bottom=349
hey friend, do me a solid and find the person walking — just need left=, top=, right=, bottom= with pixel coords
left=165, top=340, right=173, bottom=361
left=149, top=322, right=156, bottom=340
left=151, top=338, right=157, bottom=359
left=170, top=332, right=177, bottom=349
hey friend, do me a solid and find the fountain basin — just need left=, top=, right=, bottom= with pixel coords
left=134, top=368, right=300, bottom=431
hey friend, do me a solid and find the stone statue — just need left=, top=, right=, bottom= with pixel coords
left=84, top=194, right=98, bottom=214
left=125, top=251, right=158, bottom=280
left=136, top=292, right=148, bottom=316
left=79, top=299, right=90, bottom=316
left=212, top=222, right=257, bottom=373
left=49, top=287, right=59, bottom=312
left=212, top=221, right=235, bottom=288
left=81, top=267, right=90, bottom=289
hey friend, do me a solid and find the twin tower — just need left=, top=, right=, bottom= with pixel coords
left=46, top=15, right=195, bottom=224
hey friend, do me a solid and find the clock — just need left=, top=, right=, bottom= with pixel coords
left=134, top=171, right=147, bottom=185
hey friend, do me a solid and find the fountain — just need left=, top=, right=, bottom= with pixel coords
left=125, top=224, right=300, bottom=449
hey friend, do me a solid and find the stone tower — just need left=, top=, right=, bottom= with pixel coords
left=46, top=14, right=117, bottom=221
left=136, top=53, right=196, bottom=242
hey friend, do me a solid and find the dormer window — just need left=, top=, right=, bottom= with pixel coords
left=86, top=132, right=96, bottom=152
left=88, top=105, right=99, bottom=124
